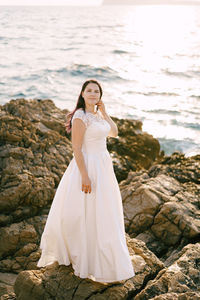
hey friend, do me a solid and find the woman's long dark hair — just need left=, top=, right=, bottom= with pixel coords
left=65, top=78, right=103, bottom=133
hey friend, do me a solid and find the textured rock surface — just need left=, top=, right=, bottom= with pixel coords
left=13, top=236, right=164, bottom=300
left=0, top=215, right=46, bottom=274
left=0, top=273, right=17, bottom=298
left=134, top=243, right=200, bottom=300
left=0, top=98, right=161, bottom=226
left=0, top=99, right=199, bottom=299
left=121, top=152, right=200, bottom=261
left=0, top=99, right=73, bottom=225
left=0, top=98, right=161, bottom=272
left=0, top=292, right=16, bottom=300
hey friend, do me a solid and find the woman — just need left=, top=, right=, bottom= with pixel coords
left=37, top=78, right=135, bottom=283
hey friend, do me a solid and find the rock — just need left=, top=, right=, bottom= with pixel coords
left=0, top=100, right=161, bottom=221
left=134, top=243, right=200, bottom=300
left=120, top=153, right=200, bottom=260
left=0, top=99, right=162, bottom=297
left=0, top=215, right=46, bottom=273
left=0, top=273, right=17, bottom=297
left=0, top=222, right=37, bottom=259
left=0, top=99, right=199, bottom=298
left=13, top=236, right=164, bottom=300
left=0, top=292, right=16, bottom=300
left=0, top=99, right=74, bottom=226
left=107, top=116, right=161, bottom=180
left=0, top=98, right=161, bottom=228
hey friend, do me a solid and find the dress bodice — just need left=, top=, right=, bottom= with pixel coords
left=71, top=108, right=111, bottom=154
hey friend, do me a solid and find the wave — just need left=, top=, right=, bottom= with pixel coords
left=171, top=119, right=200, bottom=130
left=190, top=95, right=200, bottom=99
left=59, top=47, right=78, bottom=51
left=14, top=93, right=26, bottom=98
left=158, top=137, right=199, bottom=156
left=145, top=109, right=181, bottom=115
left=43, top=63, right=124, bottom=81
left=75, top=25, right=123, bottom=30
left=163, top=70, right=192, bottom=78
left=163, top=69, right=200, bottom=79
left=185, top=147, right=200, bottom=157
left=9, top=74, right=41, bottom=81
left=112, top=49, right=129, bottom=54
left=26, top=85, right=37, bottom=92
left=126, top=90, right=179, bottom=97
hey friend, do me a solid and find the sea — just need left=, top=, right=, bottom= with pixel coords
left=0, top=4, right=200, bottom=156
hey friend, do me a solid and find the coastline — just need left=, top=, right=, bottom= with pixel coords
left=0, top=98, right=199, bottom=299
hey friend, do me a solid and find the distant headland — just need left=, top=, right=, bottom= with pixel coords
left=102, top=0, right=200, bottom=5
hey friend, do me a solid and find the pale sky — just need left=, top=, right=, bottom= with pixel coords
left=0, top=0, right=200, bottom=5
left=103, top=0, right=200, bottom=3
left=0, top=0, right=103, bottom=5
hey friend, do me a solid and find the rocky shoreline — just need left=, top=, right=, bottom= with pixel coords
left=0, top=99, right=199, bottom=299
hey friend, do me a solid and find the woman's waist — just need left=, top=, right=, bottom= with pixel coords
left=81, top=141, right=108, bottom=154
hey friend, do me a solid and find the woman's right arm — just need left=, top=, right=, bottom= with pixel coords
left=71, top=118, right=88, bottom=177
left=71, top=118, right=92, bottom=193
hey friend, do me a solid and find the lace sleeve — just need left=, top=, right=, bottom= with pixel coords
left=72, top=109, right=87, bottom=127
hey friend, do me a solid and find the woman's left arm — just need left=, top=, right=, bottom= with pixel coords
left=101, top=111, right=118, bottom=138
left=97, top=99, right=118, bottom=138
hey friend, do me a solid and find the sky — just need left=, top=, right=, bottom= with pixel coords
left=0, top=0, right=200, bottom=4
left=104, top=0, right=200, bottom=3
left=0, top=0, right=103, bottom=5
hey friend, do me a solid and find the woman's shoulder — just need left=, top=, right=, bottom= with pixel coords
left=74, top=108, right=86, bottom=117
left=73, top=108, right=84, bottom=115
left=72, top=108, right=87, bottom=125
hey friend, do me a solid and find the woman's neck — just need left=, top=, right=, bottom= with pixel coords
left=85, top=107, right=97, bottom=114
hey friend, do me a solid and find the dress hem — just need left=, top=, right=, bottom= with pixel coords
left=37, top=258, right=135, bottom=283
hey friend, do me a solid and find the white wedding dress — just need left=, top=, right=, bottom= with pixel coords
left=37, top=108, right=135, bottom=283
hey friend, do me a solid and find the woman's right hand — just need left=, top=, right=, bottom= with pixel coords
left=81, top=175, right=92, bottom=193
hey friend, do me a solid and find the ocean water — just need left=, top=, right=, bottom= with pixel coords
left=0, top=4, right=200, bottom=156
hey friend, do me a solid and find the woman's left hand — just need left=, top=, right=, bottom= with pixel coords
left=96, top=99, right=106, bottom=115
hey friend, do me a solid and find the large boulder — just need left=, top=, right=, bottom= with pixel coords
left=134, top=243, right=200, bottom=300
left=13, top=236, right=164, bottom=300
left=120, top=152, right=200, bottom=260
left=0, top=273, right=17, bottom=298
left=0, top=216, right=45, bottom=274
left=0, top=99, right=73, bottom=223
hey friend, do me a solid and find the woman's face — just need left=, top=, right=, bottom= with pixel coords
left=82, top=83, right=101, bottom=106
